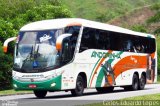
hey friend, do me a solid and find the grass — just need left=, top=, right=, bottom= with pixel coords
left=0, top=89, right=32, bottom=96
left=122, top=94, right=160, bottom=100
left=84, top=94, right=160, bottom=106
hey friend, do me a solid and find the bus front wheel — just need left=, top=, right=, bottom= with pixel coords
left=71, top=75, right=84, bottom=96
left=34, top=90, right=47, bottom=98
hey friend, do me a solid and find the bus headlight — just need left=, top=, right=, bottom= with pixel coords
left=13, top=84, right=18, bottom=88
left=13, top=76, right=19, bottom=80
left=51, top=83, right=56, bottom=87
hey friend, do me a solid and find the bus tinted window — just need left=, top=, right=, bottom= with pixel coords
left=140, top=37, right=155, bottom=53
left=109, top=32, right=122, bottom=51
left=79, top=28, right=96, bottom=52
left=96, top=30, right=110, bottom=50
left=79, top=27, right=155, bottom=54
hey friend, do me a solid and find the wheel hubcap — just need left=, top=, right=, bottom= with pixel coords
left=134, top=78, right=138, bottom=89
left=140, top=77, right=145, bottom=87
left=77, top=81, right=83, bottom=92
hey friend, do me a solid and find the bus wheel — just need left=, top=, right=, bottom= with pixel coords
left=71, top=75, right=84, bottom=96
left=34, top=90, right=47, bottom=98
left=139, top=74, right=146, bottom=90
left=124, top=74, right=139, bottom=91
left=96, top=87, right=114, bottom=93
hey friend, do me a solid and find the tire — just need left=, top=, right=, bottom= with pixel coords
left=34, top=90, right=47, bottom=98
left=139, top=74, right=146, bottom=90
left=124, top=74, right=139, bottom=91
left=71, top=75, right=84, bottom=96
left=96, top=87, right=114, bottom=93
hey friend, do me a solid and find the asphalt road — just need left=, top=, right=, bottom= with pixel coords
left=0, top=84, right=160, bottom=106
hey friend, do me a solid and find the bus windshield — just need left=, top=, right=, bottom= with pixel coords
left=13, top=30, right=61, bottom=73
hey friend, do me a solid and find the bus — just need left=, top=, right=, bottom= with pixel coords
left=3, top=18, right=157, bottom=98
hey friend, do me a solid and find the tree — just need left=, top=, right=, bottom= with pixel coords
left=0, top=0, right=72, bottom=89
left=0, top=42, right=13, bottom=89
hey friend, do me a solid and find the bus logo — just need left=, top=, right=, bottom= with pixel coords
left=40, top=34, right=52, bottom=42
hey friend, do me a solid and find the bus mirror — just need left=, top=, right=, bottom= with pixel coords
left=56, top=34, right=71, bottom=51
left=3, top=37, right=17, bottom=53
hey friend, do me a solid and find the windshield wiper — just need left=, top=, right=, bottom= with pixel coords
left=21, top=45, right=33, bottom=68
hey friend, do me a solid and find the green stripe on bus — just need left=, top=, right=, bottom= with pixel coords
left=95, top=68, right=105, bottom=87
left=95, top=59, right=114, bottom=87
left=88, top=58, right=101, bottom=87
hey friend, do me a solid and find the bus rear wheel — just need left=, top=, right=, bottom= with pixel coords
left=139, top=74, right=146, bottom=90
left=96, top=87, right=114, bottom=93
left=34, top=90, right=47, bottom=98
left=124, top=74, right=139, bottom=91
left=71, top=75, right=84, bottom=96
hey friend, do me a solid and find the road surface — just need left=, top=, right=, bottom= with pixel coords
left=0, top=84, right=160, bottom=106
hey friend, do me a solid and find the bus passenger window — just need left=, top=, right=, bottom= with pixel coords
left=80, top=27, right=96, bottom=52
left=123, top=38, right=135, bottom=52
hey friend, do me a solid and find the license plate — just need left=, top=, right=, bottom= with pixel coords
left=28, top=84, right=37, bottom=88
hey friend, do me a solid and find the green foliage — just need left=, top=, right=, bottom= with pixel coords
left=157, top=37, right=160, bottom=75
left=0, top=43, right=13, bottom=90
left=151, top=3, right=160, bottom=10
left=96, top=12, right=117, bottom=22
left=147, top=3, right=160, bottom=23
left=0, top=0, right=62, bottom=20
left=61, top=0, right=160, bottom=21
left=158, top=75, right=160, bottom=82
left=158, top=57, right=160, bottom=75
left=154, top=28, right=160, bottom=34
left=147, top=3, right=160, bottom=35
left=131, top=25, right=148, bottom=33
left=147, top=11, right=160, bottom=23
left=10, top=4, right=72, bottom=30
left=0, top=20, right=17, bottom=42
left=22, top=5, right=72, bottom=22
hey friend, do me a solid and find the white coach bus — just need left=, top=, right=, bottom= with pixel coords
left=3, top=18, right=157, bottom=98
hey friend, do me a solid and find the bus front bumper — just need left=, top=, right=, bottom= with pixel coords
left=13, top=75, right=61, bottom=91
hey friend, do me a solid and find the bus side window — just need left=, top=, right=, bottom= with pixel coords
left=80, top=27, right=96, bottom=52
left=125, top=40, right=134, bottom=52
left=79, top=28, right=89, bottom=52
left=109, top=32, right=122, bottom=51
left=121, top=34, right=135, bottom=52
left=61, top=38, right=71, bottom=63
left=70, top=31, right=78, bottom=56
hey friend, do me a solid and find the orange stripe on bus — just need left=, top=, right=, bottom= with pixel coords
left=113, top=55, right=147, bottom=80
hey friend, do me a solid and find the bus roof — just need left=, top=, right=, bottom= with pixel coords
left=20, top=18, right=155, bottom=38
